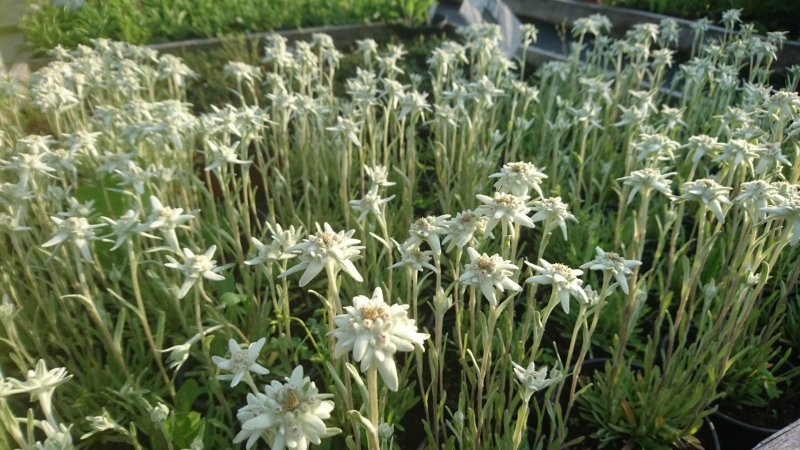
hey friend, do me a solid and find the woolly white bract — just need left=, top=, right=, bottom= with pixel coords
left=279, top=223, right=364, bottom=287
left=331, top=288, right=429, bottom=391
left=234, top=365, right=339, bottom=450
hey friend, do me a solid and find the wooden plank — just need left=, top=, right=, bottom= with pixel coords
left=755, top=419, right=800, bottom=450
left=0, top=0, right=26, bottom=29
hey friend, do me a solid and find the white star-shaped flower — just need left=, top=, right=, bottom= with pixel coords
left=164, top=246, right=226, bottom=299
left=331, top=288, right=429, bottom=391
left=278, top=223, right=364, bottom=287
left=580, top=247, right=642, bottom=294
left=525, top=259, right=587, bottom=314
left=212, top=338, right=269, bottom=387
left=459, top=248, right=522, bottom=306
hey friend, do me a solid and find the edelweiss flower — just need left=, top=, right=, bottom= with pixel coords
left=14, top=359, right=72, bottom=425
left=734, top=180, right=780, bottom=220
left=475, top=192, right=534, bottom=237
left=530, top=197, right=577, bottom=241
left=349, top=185, right=394, bottom=222
left=489, top=161, right=548, bottom=197
left=82, top=409, right=126, bottom=440
left=102, top=209, right=156, bottom=250
left=754, top=142, right=792, bottom=176
left=327, top=116, right=362, bottom=147
left=512, top=361, right=561, bottom=400
left=245, top=223, right=302, bottom=266
left=164, top=246, right=226, bottom=299
left=676, top=179, right=732, bottom=223
left=405, top=215, right=450, bottom=257
left=223, top=61, right=262, bottom=84
left=212, top=338, right=269, bottom=387
left=525, top=259, right=587, bottom=314
left=618, top=168, right=675, bottom=204
left=580, top=247, right=642, bottom=294
left=41, top=216, right=105, bottom=262
left=279, top=223, right=364, bottom=287
left=331, top=288, right=429, bottom=391
left=144, top=196, right=195, bottom=251
left=713, top=139, right=761, bottom=171
left=204, top=140, right=251, bottom=172
left=459, top=248, right=522, bottom=306
left=389, top=243, right=436, bottom=272
left=633, top=133, right=680, bottom=163
left=364, top=165, right=395, bottom=188
left=234, top=365, right=339, bottom=450
left=442, top=210, right=489, bottom=251
left=34, top=422, right=74, bottom=449
left=761, top=196, right=800, bottom=246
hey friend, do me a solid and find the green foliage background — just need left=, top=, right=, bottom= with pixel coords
left=20, top=0, right=434, bottom=55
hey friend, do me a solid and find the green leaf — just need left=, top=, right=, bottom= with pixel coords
left=165, top=411, right=203, bottom=448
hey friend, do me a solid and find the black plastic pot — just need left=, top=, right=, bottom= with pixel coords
left=711, top=410, right=777, bottom=450
left=573, top=358, right=721, bottom=450
left=710, top=359, right=797, bottom=450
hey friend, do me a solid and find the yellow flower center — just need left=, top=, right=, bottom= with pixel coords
left=476, top=255, right=494, bottom=271
left=283, top=391, right=300, bottom=410
left=361, top=305, right=387, bottom=321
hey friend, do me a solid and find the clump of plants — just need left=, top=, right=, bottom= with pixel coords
left=0, top=10, right=798, bottom=450
left=19, top=0, right=435, bottom=56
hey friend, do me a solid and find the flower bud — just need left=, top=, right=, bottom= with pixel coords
left=378, top=423, right=394, bottom=440
left=0, top=295, right=15, bottom=323
left=150, top=403, right=170, bottom=423
left=702, top=281, right=718, bottom=299
left=433, top=288, right=453, bottom=316
left=452, top=410, right=465, bottom=428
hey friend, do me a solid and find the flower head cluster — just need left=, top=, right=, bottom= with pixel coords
left=204, top=140, right=251, bottom=172
left=279, top=223, right=364, bottom=287
left=213, top=338, right=269, bottom=388
left=102, top=209, right=156, bottom=250
left=144, top=196, right=195, bottom=251
left=580, top=247, right=642, bottom=294
left=475, top=192, right=534, bottom=237
left=459, top=248, right=522, bottom=306
left=405, top=215, right=450, bottom=257
left=530, top=197, right=577, bottom=240
left=761, top=193, right=800, bottom=246
left=246, top=223, right=303, bottom=266
left=512, top=360, right=562, bottom=401
left=234, top=365, right=339, bottom=450
left=713, top=139, right=761, bottom=171
left=733, top=180, right=780, bottom=220
left=331, top=288, right=429, bottom=390
left=633, top=133, right=680, bottom=163
left=441, top=210, right=489, bottom=251
left=572, top=14, right=612, bottom=38
left=42, top=215, right=105, bottom=261
left=389, top=243, right=436, bottom=273
left=165, top=246, right=226, bottom=299
left=349, top=185, right=394, bottom=222
left=5, top=360, right=72, bottom=427
left=526, top=259, right=587, bottom=314
left=489, top=162, right=548, bottom=197
left=364, top=165, right=395, bottom=188
left=676, top=179, right=732, bottom=223
left=618, top=168, right=675, bottom=204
